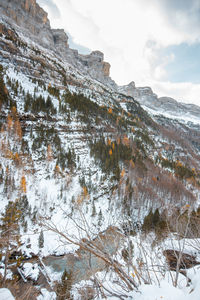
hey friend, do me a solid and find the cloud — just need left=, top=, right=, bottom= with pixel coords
left=37, top=0, right=60, bottom=19
left=37, top=0, right=200, bottom=105
left=151, top=80, right=200, bottom=106
left=154, top=0, right=200, bottom=44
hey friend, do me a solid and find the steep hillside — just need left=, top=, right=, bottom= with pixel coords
left=0, top=1, right=200, bottom=299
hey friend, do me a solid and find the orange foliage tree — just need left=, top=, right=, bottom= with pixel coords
left=20, top=175, right=27, bottom=193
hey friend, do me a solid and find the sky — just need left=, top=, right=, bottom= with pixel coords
left=37, top=0, right=200, bottom=105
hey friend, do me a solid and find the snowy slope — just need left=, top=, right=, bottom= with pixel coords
left=0, top=2, right=200, bottom=299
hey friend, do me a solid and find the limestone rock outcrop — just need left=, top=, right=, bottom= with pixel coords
left=52, top=29, right=69, bottom=53
left=118, top=81, right=139, bottom=98
left=0, top=0, right=114, bottom=87
left=119, top=81, right=158, bottom=103
left=119, top=81, right=200, bottom=121
left=80, top=51, right=110, bottom=79
left=0, top=0, right=53, bottom=46
left=103, top=62, right=111, bottom=77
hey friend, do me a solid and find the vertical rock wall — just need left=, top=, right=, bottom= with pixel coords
left=0, top=0, right=114, bottom=86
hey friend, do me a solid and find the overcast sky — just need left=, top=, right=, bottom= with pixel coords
left=37, top=0, right=200, bottom=105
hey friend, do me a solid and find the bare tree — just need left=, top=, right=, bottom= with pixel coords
left=40, top=207, right=139, bottom=298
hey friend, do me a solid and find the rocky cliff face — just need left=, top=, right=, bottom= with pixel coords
left=0, top=0, right=114, bottom=87
left=52, top=29, right=69, bottom=52
left=119, top=81, right=200, bottom=122
left=0, top=0, right=54, bottom=46
left=1, top=0, right=199, bottom=117
left=118, top=81, right=157, bottom=106
left=76, top=51, right=113, bottom=85
left=118, top=81, right=139, bottom=98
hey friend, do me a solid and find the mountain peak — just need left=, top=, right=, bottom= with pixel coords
left=0, top=0, right=115, bottom=87
left=0, top=0, right=50, bottom=28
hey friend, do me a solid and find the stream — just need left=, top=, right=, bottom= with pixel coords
left=43, top=226, right=124, bottom=283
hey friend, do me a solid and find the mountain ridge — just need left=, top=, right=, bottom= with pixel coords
left=1, top=0, right=200, bottom=122
left=0, top=1, right=200, bottom=299
left=0, top=0, right=117, bottom=89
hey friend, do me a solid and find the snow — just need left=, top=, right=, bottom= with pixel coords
left=131, top=281, right=188, bottom=300
left=0, top=268, right=13, bottom=280
left=142, top=105, right=200, bottom=126
left=22, top=262, right=40, bottom=281
left=0, top=288, right=15, bottom=300
left=187, top=265, right=200, bottom=296
left=37, top=288, right=56, bottom=300
left=130, top=267, right=200, bottom=300
left=1, top=16, right=200, bottom=300
left=71, top=264, right=200, bottom=300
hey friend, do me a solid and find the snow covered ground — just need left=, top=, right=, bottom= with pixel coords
left=1, top=23, right=200, bottom=299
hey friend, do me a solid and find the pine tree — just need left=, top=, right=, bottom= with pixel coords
left=91, top=202, right=96, bottom=217
left=0, top=65, right=8, bottom=106
left=152, top=208, right=160, bottom=227
left=38, top=230, right=44, bottom=248
left=142, top=209, right=154, bottom=233
left=0, top=200, right=21, bottom=283
left=98, top=209, right=103, bottom=227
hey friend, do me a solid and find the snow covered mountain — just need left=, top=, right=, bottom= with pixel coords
left=0, top=1, right=200, bottom=299
left=119, top=81, right=200, bottom=125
